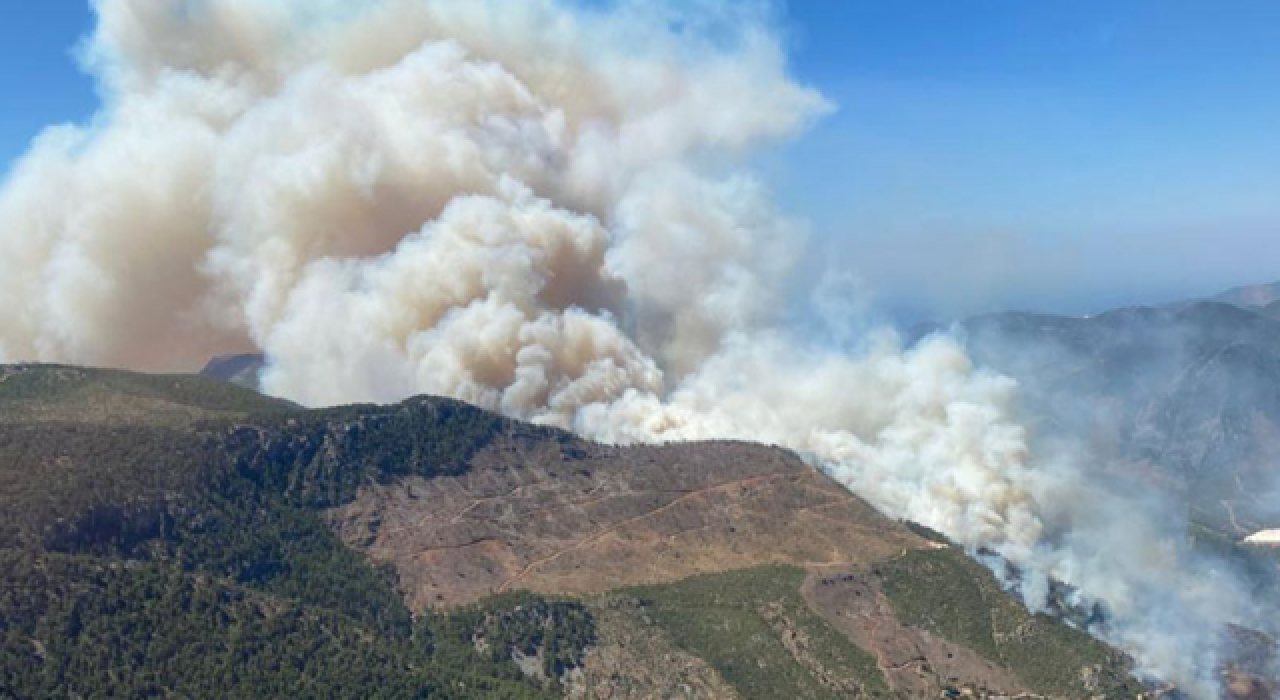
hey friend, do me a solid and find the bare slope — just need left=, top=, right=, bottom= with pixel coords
left=327, top=431, right=920, bottom=609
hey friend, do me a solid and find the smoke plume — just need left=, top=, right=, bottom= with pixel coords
left=0, top=1, right=1261, bottom=696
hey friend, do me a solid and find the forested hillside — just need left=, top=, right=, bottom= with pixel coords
left=0, top=365, right=1149, bottom=699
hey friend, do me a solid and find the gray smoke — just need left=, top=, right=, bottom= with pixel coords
left=0, top=1, right=1260, bottom=695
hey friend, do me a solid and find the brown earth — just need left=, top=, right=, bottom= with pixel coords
left=803, top=565, right=1034, bottom=699
left=324, top=424, right=1118, bottom=698
left=326, top=428, right=925, bottom=610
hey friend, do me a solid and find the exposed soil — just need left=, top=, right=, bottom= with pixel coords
left=802, top=564, right=1034, bottom=699
left=326, top=429, right=924, bottom=610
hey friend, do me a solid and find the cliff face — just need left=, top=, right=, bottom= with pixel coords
left=0, top=364, right=1158, bottom=699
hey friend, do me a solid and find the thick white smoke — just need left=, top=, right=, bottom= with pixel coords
left=0, top=1, right=1258, bottom=696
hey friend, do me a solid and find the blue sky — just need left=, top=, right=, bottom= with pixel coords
left=0, top=5, right=96, bottom=165
left=2, top=1, right=1279, bottom=319
left=774, top=1, right=1280, bottom=317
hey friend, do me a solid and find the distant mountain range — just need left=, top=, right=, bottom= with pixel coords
left=1253, top=302, right=1280, bottom=323
left=958, top=301, right=1280, bottom=533
left=939, top=282, right=1280, bottom=537
left=1210, top=282, right=1280, bottom=323
left=200, top=352, right=268, bottom=390
left=928, top=283, right=1280, bottom=641
left=1205, top=281, right=1280, bottom=310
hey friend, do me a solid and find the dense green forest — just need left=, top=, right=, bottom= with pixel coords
left=0, top=550, right=594, bottom=699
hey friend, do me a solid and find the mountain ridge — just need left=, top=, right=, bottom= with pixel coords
left=0, top=363, right=1151, bottom=699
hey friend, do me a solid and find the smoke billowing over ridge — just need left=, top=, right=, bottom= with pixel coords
left=0, top=1, right=1262, bottom=696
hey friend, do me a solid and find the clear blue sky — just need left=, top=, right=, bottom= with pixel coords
left=3, top=1, right=1279, bottom=320
left=0, top=4, right=97, bottom=164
